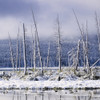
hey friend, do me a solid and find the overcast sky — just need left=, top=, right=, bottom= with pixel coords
left=0, top=0, right=100, bottom=39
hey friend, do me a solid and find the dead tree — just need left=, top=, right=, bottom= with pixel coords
left=32, top=10, right=43, bottom=74
left=73, top=10, right=84, bottom=70
left=31, top=27, right=35, bottom=69
left=73, top=10, right=90, bottom=72
left=31, top=38, right=33, bottom=68
left=23, top=23, right=27, bottom=75
left=81, top=24, right=86, bottom=67
left=67, top=48, right=76, bottom=67
left=76, top=40, right=80, bottom=70
left=85, top=21, right=90, bottom=73
left=16, top=31, right=19, bottom=71
left=73, top=10, right=84, bottom=40
left=30, top=25, right=36, bottom=69
left=33, top=30, right=36, bottom=70
left=8, top=34, right=15, bottom=72
left=19, top=38, right=22, bottom=71
left=47, top=41, right=50, bottom=67
left=80, top=23, right=89, bottom=72
left=56, top=15, right=62, bottom=71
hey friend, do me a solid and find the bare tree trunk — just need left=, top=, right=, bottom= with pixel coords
left=73, top=9, right=84, bottom=40
left=73, top=10, right=89, bottom=71
left=73, top=10, right=91, bottom=75
left=67, top=48, right=75, bottom=67
left=82, top=40, right=86, bottom=67
left=23, top=23, right=27, bottom=75
left=43, top=58, right=46, bottom=67
left=76, top=40, right=80, bottom=70
left=31, top=55, right=33, bottom=68
left=82, top=22, right=90, bottom=73
left=32, top=10, right=43, bottom=74
left=81, top=25, right=86, bottom=67
left=81, top=24, right=89, bottom=69
left=8, top=34, right=15, bottom=73
left=68, top=55, right=70, bottom=67
left=73, top=10, right=84, bottom=70
left=56, top=15, right=62, bottom=71
left=16, top=32, right=19, bottom=71
left=33, top=32, right=36, bottom=70
left=19, top=38, right=22, bottom=71
left=31, top=26, right=36, bottom=69
left=47, top=41, right=50, bottom=67
left=86, top=21, right=89, bottom=73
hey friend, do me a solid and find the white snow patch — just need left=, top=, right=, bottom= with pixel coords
left=0, top=80, right=100, bottom=89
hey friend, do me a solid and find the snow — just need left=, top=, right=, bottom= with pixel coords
left=0, top=80, right=100, bottom=89
left=0, top=68, right=99, bottom=90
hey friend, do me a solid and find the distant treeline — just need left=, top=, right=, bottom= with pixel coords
left=0, top=34, right=99, bottom=68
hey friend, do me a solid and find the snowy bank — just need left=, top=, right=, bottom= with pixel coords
left=0, top=80, right=100, bottom=90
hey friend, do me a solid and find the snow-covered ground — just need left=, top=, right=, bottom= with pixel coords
left=0, top=79, right=100, bottom=89
left=0, top=68, right=99, bottom=90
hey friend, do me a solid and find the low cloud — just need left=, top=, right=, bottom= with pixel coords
left=0, top=0, right=100, bottom=39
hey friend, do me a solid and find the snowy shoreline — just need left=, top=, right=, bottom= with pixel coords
left=0, top=67, right=100, bottom=90
left=0, top=80, right=100, bottom=90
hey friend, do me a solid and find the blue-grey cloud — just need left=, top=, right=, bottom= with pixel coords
left=0, top=0, right=39, bottom=17
left=0, top=0, right=100, bottom=39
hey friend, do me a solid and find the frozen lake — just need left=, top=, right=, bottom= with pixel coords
left=0, top=89, right=100, bottom=100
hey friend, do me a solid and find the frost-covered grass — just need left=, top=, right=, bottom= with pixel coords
left=0, top=68, right=100, bottom=90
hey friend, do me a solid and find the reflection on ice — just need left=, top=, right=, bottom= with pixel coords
left=0, top=90, right=100, bottom=100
